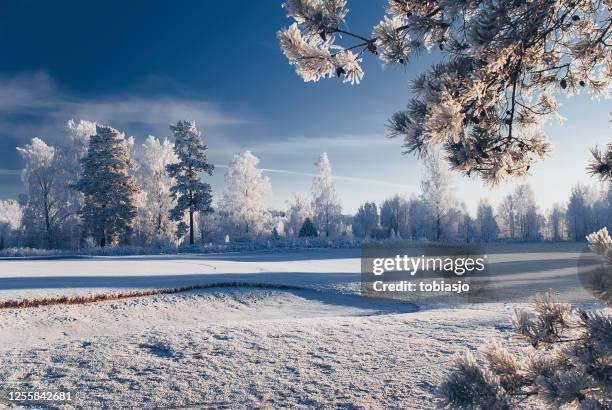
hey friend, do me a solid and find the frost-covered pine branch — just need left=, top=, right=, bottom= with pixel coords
left=278, top=0, right=612, bottom=185
left=438, top=293, right=611, bottom=409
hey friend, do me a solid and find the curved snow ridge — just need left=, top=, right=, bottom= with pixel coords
left=0, top=282, right=307, bottom=310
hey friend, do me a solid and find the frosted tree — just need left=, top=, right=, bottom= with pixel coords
left=63, top=119, right=97, bottom=181
left=75, top=125, right=140, bottom=247
left=547, top=203, right=566, bottom=241
left=513, top=184, right=543, bottom=240
left=17, top=138, right=67, bottom=248
left=496, top=185, right=542, bottom=240
left=166, top=120, right=214, bottom=245
left=136, top=136, right=178, bottom=243
left=220, top=150, right=272, bottom=236
left=0, top=199, right=22, bottom=249
left=60, top=119, right=98, bottom=247
left=476, top=199, right=499, bottom=242
left=352, top=201, right=379, bottom=238
left=380, top=195, right=409, bottom=238
left=497, top=193, right=517, bottom=239
left=278, top=1, right=611, bottom=185
left=454, top=203, right=476, bottom=243
left=286, top=193, right=313, bottom=237
left=420, top=152, right=453, bottom=241
left=566, top=183, right=593, bottom=241
left=311, top=152, right=342, bottom=237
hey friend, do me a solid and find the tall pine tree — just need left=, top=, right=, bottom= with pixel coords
left=75, top=125, right=139, bottom=247
left=166, top=120, right=214, bottom=245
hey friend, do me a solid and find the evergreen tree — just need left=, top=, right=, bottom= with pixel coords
left=75, top=125, right=139, bottom=247
left=299, top=217, right=317, bottom=237
left=166, top=120, right=214, bottom=245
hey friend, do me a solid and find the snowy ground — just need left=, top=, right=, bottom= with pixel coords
left=0, top=243, right=603, bottom=408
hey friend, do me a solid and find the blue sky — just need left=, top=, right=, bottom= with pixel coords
left=0, top=0, right=609, bottom=213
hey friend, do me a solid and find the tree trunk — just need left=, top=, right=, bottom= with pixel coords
left=189, top=209, right=194, bottom=245
left=43, top=195, right=52, bottom=249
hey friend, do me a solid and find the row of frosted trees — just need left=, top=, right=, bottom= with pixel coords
left=351, top=154, right=612, bottom=243
left=0, top=120, right=609, bottom=249
left=0, top=119, right=345, bottom=249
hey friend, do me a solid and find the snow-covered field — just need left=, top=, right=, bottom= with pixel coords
left=0, top=243, right=603, bottom=408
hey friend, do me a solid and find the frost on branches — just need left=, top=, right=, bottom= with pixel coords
left=17, top=138, right=66, bottom=248
left=75, top=125, right=140, bottom=247
left=135, top=136, right=179, bottom=243
left=311, top=152, right=342, bottom=237
left=278, top=0, right=612, bottom=184
left=220, top=151, right=272, bottom=236
left=166, top=121, right=214, bottom=245
left=438, top=293, right=611, bottom=409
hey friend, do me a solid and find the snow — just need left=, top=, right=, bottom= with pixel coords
left=0, top=243, right=603, bottom=408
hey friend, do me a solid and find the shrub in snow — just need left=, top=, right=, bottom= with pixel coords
left=438, top=229, right=612, bottom=409
left=299, top=218, right=318, bottom=237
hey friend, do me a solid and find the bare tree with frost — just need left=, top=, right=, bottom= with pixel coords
left=136, top=136, right=178, bottom=243
left=420, top=152, right=454, bottom=241
left=352, top=201, right=379, bottom=238
left=476, top=199, right=499, bottom=242
left=278, top=0, right=611, bottom=184
left=220, top=150, right=272, bottom=236
left=17, top=138, right=66, bottom=248
left=166, top=120, right=214, bottom=245
left=311, top=152, right=342, bottom=237
left=0, top=200, right=22, bottom=249
left=75, top=125, right=140, bottom=247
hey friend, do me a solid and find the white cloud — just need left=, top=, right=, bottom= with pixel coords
left=0, top=72, right=248, bottom=145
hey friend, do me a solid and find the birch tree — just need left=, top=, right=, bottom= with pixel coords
left=311, top=152, right=342, bottom=237
left=17, top=138, right=65, bottom=248
left=136, top=136, right=178, bottom=242
left=220, top=150, right=272, bottom=236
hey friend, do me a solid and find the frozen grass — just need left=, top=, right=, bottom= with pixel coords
left=0, top=237, right=362, bottom=258
left=0, top=282, right=304, bottom=309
